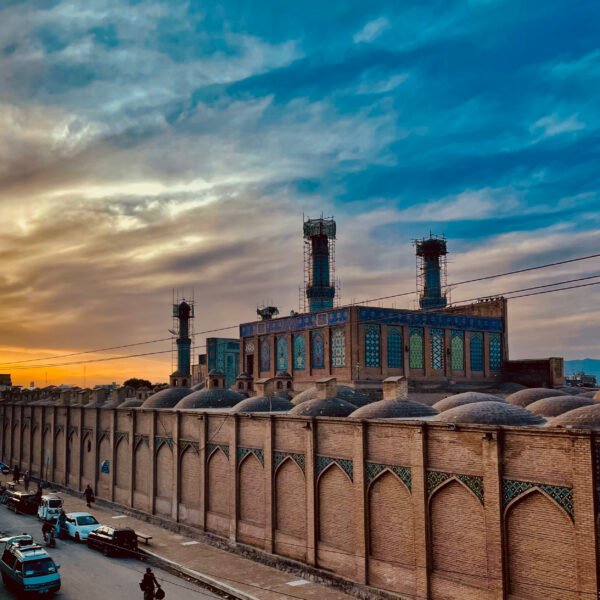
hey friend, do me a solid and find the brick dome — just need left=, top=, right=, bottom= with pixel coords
left=433, top=401, right=544, bottom=426
left=433, top=392, right=505, bottom=412
left=175, top=388, right=244, bottom=409
left=505, top=388, right=568, bottom=407
left=292, top=385, right=370, bottom=407
left=230, top=396, right=294, bottom=413
left=350, top=399, right=438, bottom=419
left=527, top=395, right=595, bottom=418
left=141, top=387, right=191, bottom=409
left=289, top=397, right=357, bottom=417
left=547, top=403, right=600, bottom=429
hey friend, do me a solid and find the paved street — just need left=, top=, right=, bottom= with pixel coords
left=0, top=506, right=218, bottom=600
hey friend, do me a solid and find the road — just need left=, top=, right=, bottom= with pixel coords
left=0, top=506, right=218, bottom=600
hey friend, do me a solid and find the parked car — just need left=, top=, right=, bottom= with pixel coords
left=0, top=462, right=10, bottom=475
left=87, top=526, right=138, bottom=557
left=62, top=512, right=101, bottom=542
left=0, top=534, right=61, bottom=596
left=6, top=490, right=39, bottom=515
left=37, top=495, right=63, bottom=522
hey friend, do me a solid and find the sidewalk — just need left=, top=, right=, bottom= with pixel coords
left=2, top=477, right=354, bottom=600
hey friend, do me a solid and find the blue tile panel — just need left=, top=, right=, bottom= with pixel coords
left=276, top=337, right=288, bottom=372
left=409, top=327, right=424, bottom=369
left=260, top=337, right=270, bottom=372
left=240, top=308, right=350, bottom=337
left=237, top=446, right=264, bottom=466
left=450, top=330, right=464, bottom=371
left=274, top=451, right=305, bottom=473
left=503, top=479, right=574, bottom=521
left=365, top=325, right=381, bottom=368
left=366, top=462, right=411, bottom=491
left=331, top=327, right=346, bottom=368
left=427, top=470, right=484, bottom=503
left=387, top=327, right=403, bottom=369
left=206, top=443, right=229, bottom=460
left=316, top=456, right=353, bottom=481
left=293, top=335, right=306, bottom=370
left=430, top=328, right=445, bottom=370
left=470, top=332, right=484, bottom=372
left=489, top=332, right=502, bottom=371
left=311, top=331, right=325, bottom=369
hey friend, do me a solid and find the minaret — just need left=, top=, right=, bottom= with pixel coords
left=304, top=216, right=336, bottom=312
left=415, top=235, right=448, bottom=309
left=170, top=300, right=193, bottom=387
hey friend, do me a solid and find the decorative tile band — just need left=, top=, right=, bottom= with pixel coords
left=366, top=462, right=412, bottom=491
left=274, top=451, right=305, bottom=473
left=316, top=456, right=353, bottom=481
left=115, top=431, right=129, bottom=445
left=134, top=434, right=149, bottom=448
left=98, top=430, right=110, bottom=443
left=155, top=436, right=174, bottom=450
left=206, top=443, right=229, bottom=459
left=178, top=440, right=200, bottom=455
left=68, top=425, right=79, bottom=437
left=503, top=479, right=574, bottom=521
left=54, top=424, right=64, bottom=436
left=427, top=470, right=484, bottom=503
left=237, top=446, right=264, bottom=466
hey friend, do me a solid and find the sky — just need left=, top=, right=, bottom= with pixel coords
left=1, top=0, right=599, bottom=386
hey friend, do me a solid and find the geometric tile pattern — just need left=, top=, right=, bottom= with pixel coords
left=206, top=443, right=229, bottom=460
left=409, top=327, right=424, bottom=369
left=274, top=451, right=305, bottom=473
left=115, top=431, right=129, bottom=446
left=503, top=479, right=574, bottom=521
left=427, top=470, right=484, bottom=503
left=178, top=439, right=200, bottom=455
left=154, top=436, right=174, bottom=451
left=470, top=332, right=484, bottom=372
left=450, top=330, right=464, bottom=371
left=293, top=335, right=306, bottom=370
left=387, top=327, right=403, bottom=369
left=311, top=331, right=325, bottom=369
left=316, top=455, right=353, bottom=481
left=260, top=337, right=270, bottom=372
left=430, top=328, right=445, bottom=370
left=331, top=327, right=346, bottom=368
left=489, top=332, right=502, bottom=371
left=365, top=325, right=381, bottom=368
left=237, top=446, right=264, bottom=466
left=134, top=434, right=149, bottom=448
left=276, top=337, right=288, bottom=372
left=366, top=462, right=411, bottom=491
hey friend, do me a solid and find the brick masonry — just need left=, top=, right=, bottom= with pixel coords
left=1, top=403, right=598, bottom=600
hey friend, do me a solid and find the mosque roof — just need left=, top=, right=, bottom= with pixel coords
left=141, top=387, right=192, bottom=409
left=433, top=401, right=545, bottom=426
left=190, top=382, right=205, bottom=392
left=230, top=396, right=294, bottom=413
left=578, top=389, right=599, bottom=398
left=175, top=388, right=244, bottom=409
left=119, top=399, right=144, bottom=408
left=433, top=392, right=505, bottom=412
left=292, top=385, right=370, bottom=407
left=350, top=399, right=438, bottom=419
left=547, top=403, right=600, bottom=429
left=505, top=387, right=568, bottom=407
left=289, top=397, right=357, bottom=417
left=526, top=395, right=596, bottom=418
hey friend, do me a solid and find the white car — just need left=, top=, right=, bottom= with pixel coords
left=63, top=512, right=101, bottom=542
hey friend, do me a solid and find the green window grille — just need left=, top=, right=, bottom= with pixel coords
left=331, top=328, right=346, bottom=367
left=365, top=325, right=381, bottom=367
left=276, top=337, right=288, bottom=372
left=387, top=327, right=403, bottom=369
left=409, top=327, right=424, bottom=370
left=470, top=332, right=484, bottom=371
left=430, top=328, right=444, bottom=370
left=489, top=333, right=502, bottom=371
left=450, top=330, right=464, bottom=371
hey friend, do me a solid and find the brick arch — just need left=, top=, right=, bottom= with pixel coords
left=41, top=427, right=52, bottom=478
left=21, top=423, right=30, bottom=467
left=54, top=429, right=65, bottom=485
left=429, top=479, right=487, bottom=588
left=81, top=432, right=94, bottom=488
left=506, top=488, right=576, bottom=600
left=68, top=431, right=79, bottom=486
left=275, top=457, right=306, bottom=540
left=317, top=459, right=352, bottom=484
left=133, top=440, right=151, bottom=511
left=429, top=474, right=483, bottom=505
left=114, top=437, right=130, bottom=494
left=239, top=453, right=265, bottom=527
left=31, top=426, right=41, bottom=477
left=155, top=443, right=173, bottom=516
left=179, top=447, right=200, bottom=510
left=207, top=449, right=230, bottom=522
left=3, top=422, right=11, bottom=461
left=97, top=436, right=111, bottom=498
left=368, top=467, right=411, bottom=494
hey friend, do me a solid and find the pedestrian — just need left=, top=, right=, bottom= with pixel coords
left=23, top=470, right=30, bottom=491
left=56, top=510, right=67, bottom=538
left=83, top=484, right=95, bottom=508
left=12, top=465, right=20, bottom=484
left=140, top=567, right=162, bottom=600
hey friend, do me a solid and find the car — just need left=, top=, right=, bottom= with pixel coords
left=0, top=535, right=61, bottom=596
left=5, top=491, right=39, bottom=515
left=62, top=512, right=101, bottom=542
left=87, top=526, right=138, bottom=557
left=0, top=463, right=10, bottom=475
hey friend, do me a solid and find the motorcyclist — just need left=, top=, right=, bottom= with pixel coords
left=42, top=520, right=55, bottom=547
left=55, top=510, right=67, bottom=538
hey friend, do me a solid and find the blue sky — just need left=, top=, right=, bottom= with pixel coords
left=0, top=0, right=599, bottom=384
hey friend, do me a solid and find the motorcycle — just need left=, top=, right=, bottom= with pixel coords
left=42, top=524, right=56, bottom=548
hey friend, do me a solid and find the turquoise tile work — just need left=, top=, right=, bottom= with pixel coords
left=489, top=332, right=502, bottom=371
left=450, top=330, right=464, bottom=371
left=293, top=334, right=306, bottom=370
left=387, top=327, right=403, bottom=369
left=331, top=327, right=346, bottom=367
left=470, top=332, right=484, bottom=371
left=365, top=325, right=381, bottom=367
left=409, top=327, right=424, bottom=369
left=430, top=328, right=444, bottom=370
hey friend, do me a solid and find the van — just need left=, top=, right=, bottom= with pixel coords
left=0, top=535, right=61, bottom=596
left=37, top=495, right=63, bottom=522
left=5, top=491, right=38, bottom=515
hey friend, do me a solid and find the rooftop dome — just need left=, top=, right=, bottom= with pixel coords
left=527, top=395, right=596, bottom=418
left=230, top=396, right=294, bottom=413
left=350, top=399, right=438, bottom=419
left=547, top=403, right=600, bottom=430
left=505, top=387, right=568, bottom=407
left=578, top=389, right=598, bottom=398
left=292, top=385, right=370, bottom=407
left=433, top=401, right=545, bottom=426
left=190, top=381, right=205, bottom=392
left=289, top=397, right=356, bottom=417
left=433, top=392, right=505, bottom=413
left=141, top=387, right=191, bottom=409
left=119, top=398, right=144, bottom=408
left=175, top=388, right=244, bottom=409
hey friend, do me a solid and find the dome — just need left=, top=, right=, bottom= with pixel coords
left=496, top=382, right=528, bottom=393
left=292, top=385, right=370, bottom=407
left=230, top=396, right=294, bottom=413
left=175, top=388, right=244, bottom=409
left=577, top=389, right=598, bottom=398
left=350, top=399, right=438, bottom=419
left=190, top=381, right=205, bottom=392
left=547, top=403, right=600, bottom=429
left=527, top=395, right=595, bottom=418
left=433, top=401, right=544, bottom=426
left=141, top=387, right=191, bottom=409
left=505, top=388, right=568, bottom=407
left=433, top=392, right=505, bottom=412
left=119, top=399, right=144, bottom=408
left=289, top=397, right=356, bottom=417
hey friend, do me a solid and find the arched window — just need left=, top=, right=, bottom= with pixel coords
left=387, top=327, right=403, bottom=369
left=293, top=335, right=306, bottom=370
left=276, top=337, right=288, bottom=372
left=311, top=331, right=325, bottom=369
left=260, top=337, right=270, bottom=372
left=409, top=327, right=424, bottom=370
left=450, top=331, right=464, bottom=371
left=489, top=333, right=502, bottom=371
left=365, top=325, right=381, bottom=368
left=470, top=332, right=484, bottom=372
left=331, top=328, right=346, bottom=368
left=430, top=328, right=444, bottom=370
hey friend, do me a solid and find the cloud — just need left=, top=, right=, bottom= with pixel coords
left=532, top=114, right=585, bottom=137
left=353, top=17, right=390, bottom=43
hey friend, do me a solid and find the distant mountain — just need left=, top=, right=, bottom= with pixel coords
left=565, top=359, right=600, bottom=379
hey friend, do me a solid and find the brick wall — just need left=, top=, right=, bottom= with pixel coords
left=1, top=404, right=598, bottom=600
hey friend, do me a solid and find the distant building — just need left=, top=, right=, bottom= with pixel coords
left=566, top=371, right=597, bottom=388
left=192, top=338, right=240, bottom=389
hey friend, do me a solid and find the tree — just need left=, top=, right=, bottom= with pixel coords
left=123, top=378, right=153, bottom=389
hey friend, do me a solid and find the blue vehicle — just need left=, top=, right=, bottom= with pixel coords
left=0, top=535, right=61, bottom=596
left=0, top=462, right=10, bottom=475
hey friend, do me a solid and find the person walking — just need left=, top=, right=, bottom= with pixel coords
left=56, top=510, right=67, bottom=538
left=23, top=471, right=30, bottom=491
left=12, top=465, right=20, bottom=485
left=83, top=484, right=94, bottom=508
left=140, top=567, right=161, bottom=600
